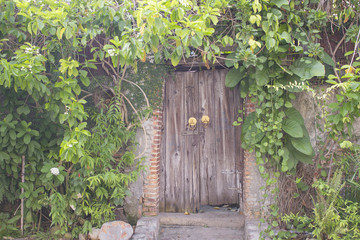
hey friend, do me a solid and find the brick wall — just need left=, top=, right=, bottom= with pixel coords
left=242, top=97, right=265, bottom=218
left=142, top=110, right=163, bottom=216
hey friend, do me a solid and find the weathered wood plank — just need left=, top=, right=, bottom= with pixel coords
left=199, top=70, right=216, bottom=206
left=220, top=69, right=239, bottom=205
left=163, top=72, right=185, bottom=212
left=223, top=70, right=240, bottom=205
left=159, top=77, right=167, bottom=212
left=209, top=70, right=223, bottom=205
left=207, top=69, right=238, bottom=205
left=183, top=71, right=200, bottom=213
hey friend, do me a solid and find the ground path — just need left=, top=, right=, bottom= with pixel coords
left=158, top=206, right=245, bottom=240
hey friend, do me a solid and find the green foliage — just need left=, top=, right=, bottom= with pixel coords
left=225, top=67, right=245, bottom=88
left=123, top=62, right=169, bottom=112
left=289, top=57, right=325, bottom=80
left=282, top=169, right=360, bottom=240
left=324, top=57, right=360, bottom=140
left=0, top=0, right=145, bottom=237
left=280, top=47, right=360, bottom=238
left=336, top=144, right=360, bottom=206
left=0, top=213, right=21, bottom=239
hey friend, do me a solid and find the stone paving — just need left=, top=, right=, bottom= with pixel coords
left=159, top=226, right=244, bottom=240
left=132, top=206, right=258, bottom=240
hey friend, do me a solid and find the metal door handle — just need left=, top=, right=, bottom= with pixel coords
left=188, top=117, right=197, bottom=130
left=201, top=115, right=210, bottom=128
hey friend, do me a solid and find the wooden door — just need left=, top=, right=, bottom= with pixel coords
left=160, top=69, right=242, bottom=213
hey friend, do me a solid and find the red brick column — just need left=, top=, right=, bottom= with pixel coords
left=242, top=97, right=263, bottom=218
left=142, top=110, right=162, bottom=216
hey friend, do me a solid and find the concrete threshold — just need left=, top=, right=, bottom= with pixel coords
left=132, top=211, right=247, bottom=240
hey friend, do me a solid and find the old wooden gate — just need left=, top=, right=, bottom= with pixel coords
left=160, top=69, right=243, bottom=213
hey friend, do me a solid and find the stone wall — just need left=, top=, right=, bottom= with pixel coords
left=132, top=95, right=269, bottom=219
left=242, top=98, right=273, bottom=219
left=125, top=110, right=163, bottom=219
left=293, top=87, right=360, bottom=148
left=243, top=98, right=262, bottom=217
left=124, top=119, right=152, bottom=223
left=132, top=84, right=356, bottom=220
left=142, top=110, right=163, bottom=216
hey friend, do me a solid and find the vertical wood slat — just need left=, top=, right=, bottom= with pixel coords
left=201, top=69, right=239, bottom=205
left=159, top=76, right=167, bottom=212
left=163, top=72, right=184, bottom=212
left=183, top=72, right=200, bottom=213
left=199, top=70, right=216, bottom=205
left=222, top=69, right=238, bottom=204
left=211, top=70, right=225, bottom=205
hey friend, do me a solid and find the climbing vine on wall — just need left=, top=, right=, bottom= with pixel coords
left=123, top=62, right=169, bottom=112
left=0, top=0, right=359, bottom=238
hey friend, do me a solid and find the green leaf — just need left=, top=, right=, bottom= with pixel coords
left=289, top=58, right=325, bottom=80
left=9, top=130, right=16, bottom=140
left=0, top=125, right=7, bottom=133
left=170, top=52, right=181, bottom=66
left=37, top=19, right=44, bottom=31
left=279, top=31, right=291, bottom=43
left=292, top=148, right=313, bottom=164
left=170, top=9, right=177, bottom=21
left=31, top=130, right=39, bottom=137
left=285, top=101, right=292, bottom=108
left=57, top=27, right=65, bottom=40
left=177, top=8, right=185, bottom=20
left=290, top=127, right=314, bottom=156
left=24, top=134, right=31, bottom=144
left=272, top=0, right=288, bottom=7
left=65, top=26, right=73, bottom=39
left=285, top=146, right=298, bottom=170
left=80, top=76, right=90, bottom=87
left=190, top=34, right=202, bottom=48
left=17, top=105, right=30, bottom=115
left=281, top=147, right=294, bottom=169
left=285, top=108, right=304, bottom=125
left=241, top=112, right=265, bottom=146
left=282, top=119, right=303, bottom=138
left=225, top=53, right=236, bottom=68
left=209, top=15, right=219, bottom=25
left=225, top=67, right=244, bottom=88
left=0, top=151, right=10, bottom=161
left=319, top=52, right=335, bottom=67
left=265, top=37, right=276, bottom=50
left=255, top=68, right=269, bottom=86
left=17, top=130, right=25, bottom=138
left=4, top=114, right=13, bottom=122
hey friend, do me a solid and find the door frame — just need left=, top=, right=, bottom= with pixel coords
left=159, top=69, right=244, bottom=213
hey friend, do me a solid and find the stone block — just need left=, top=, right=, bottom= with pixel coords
left=78, top=233, right=86, bottom=240
left=89, top=228, right=101, bottom=240
left=131, top=217, right=159, bottom=240
left=99, top=221, right=133, bottom=240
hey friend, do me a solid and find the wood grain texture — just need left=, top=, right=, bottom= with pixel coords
left=160, top=69, right=243, bottom=212
left=183, top=71, right=200, bottom=213
left=162, top=73, right=184, bottom=212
